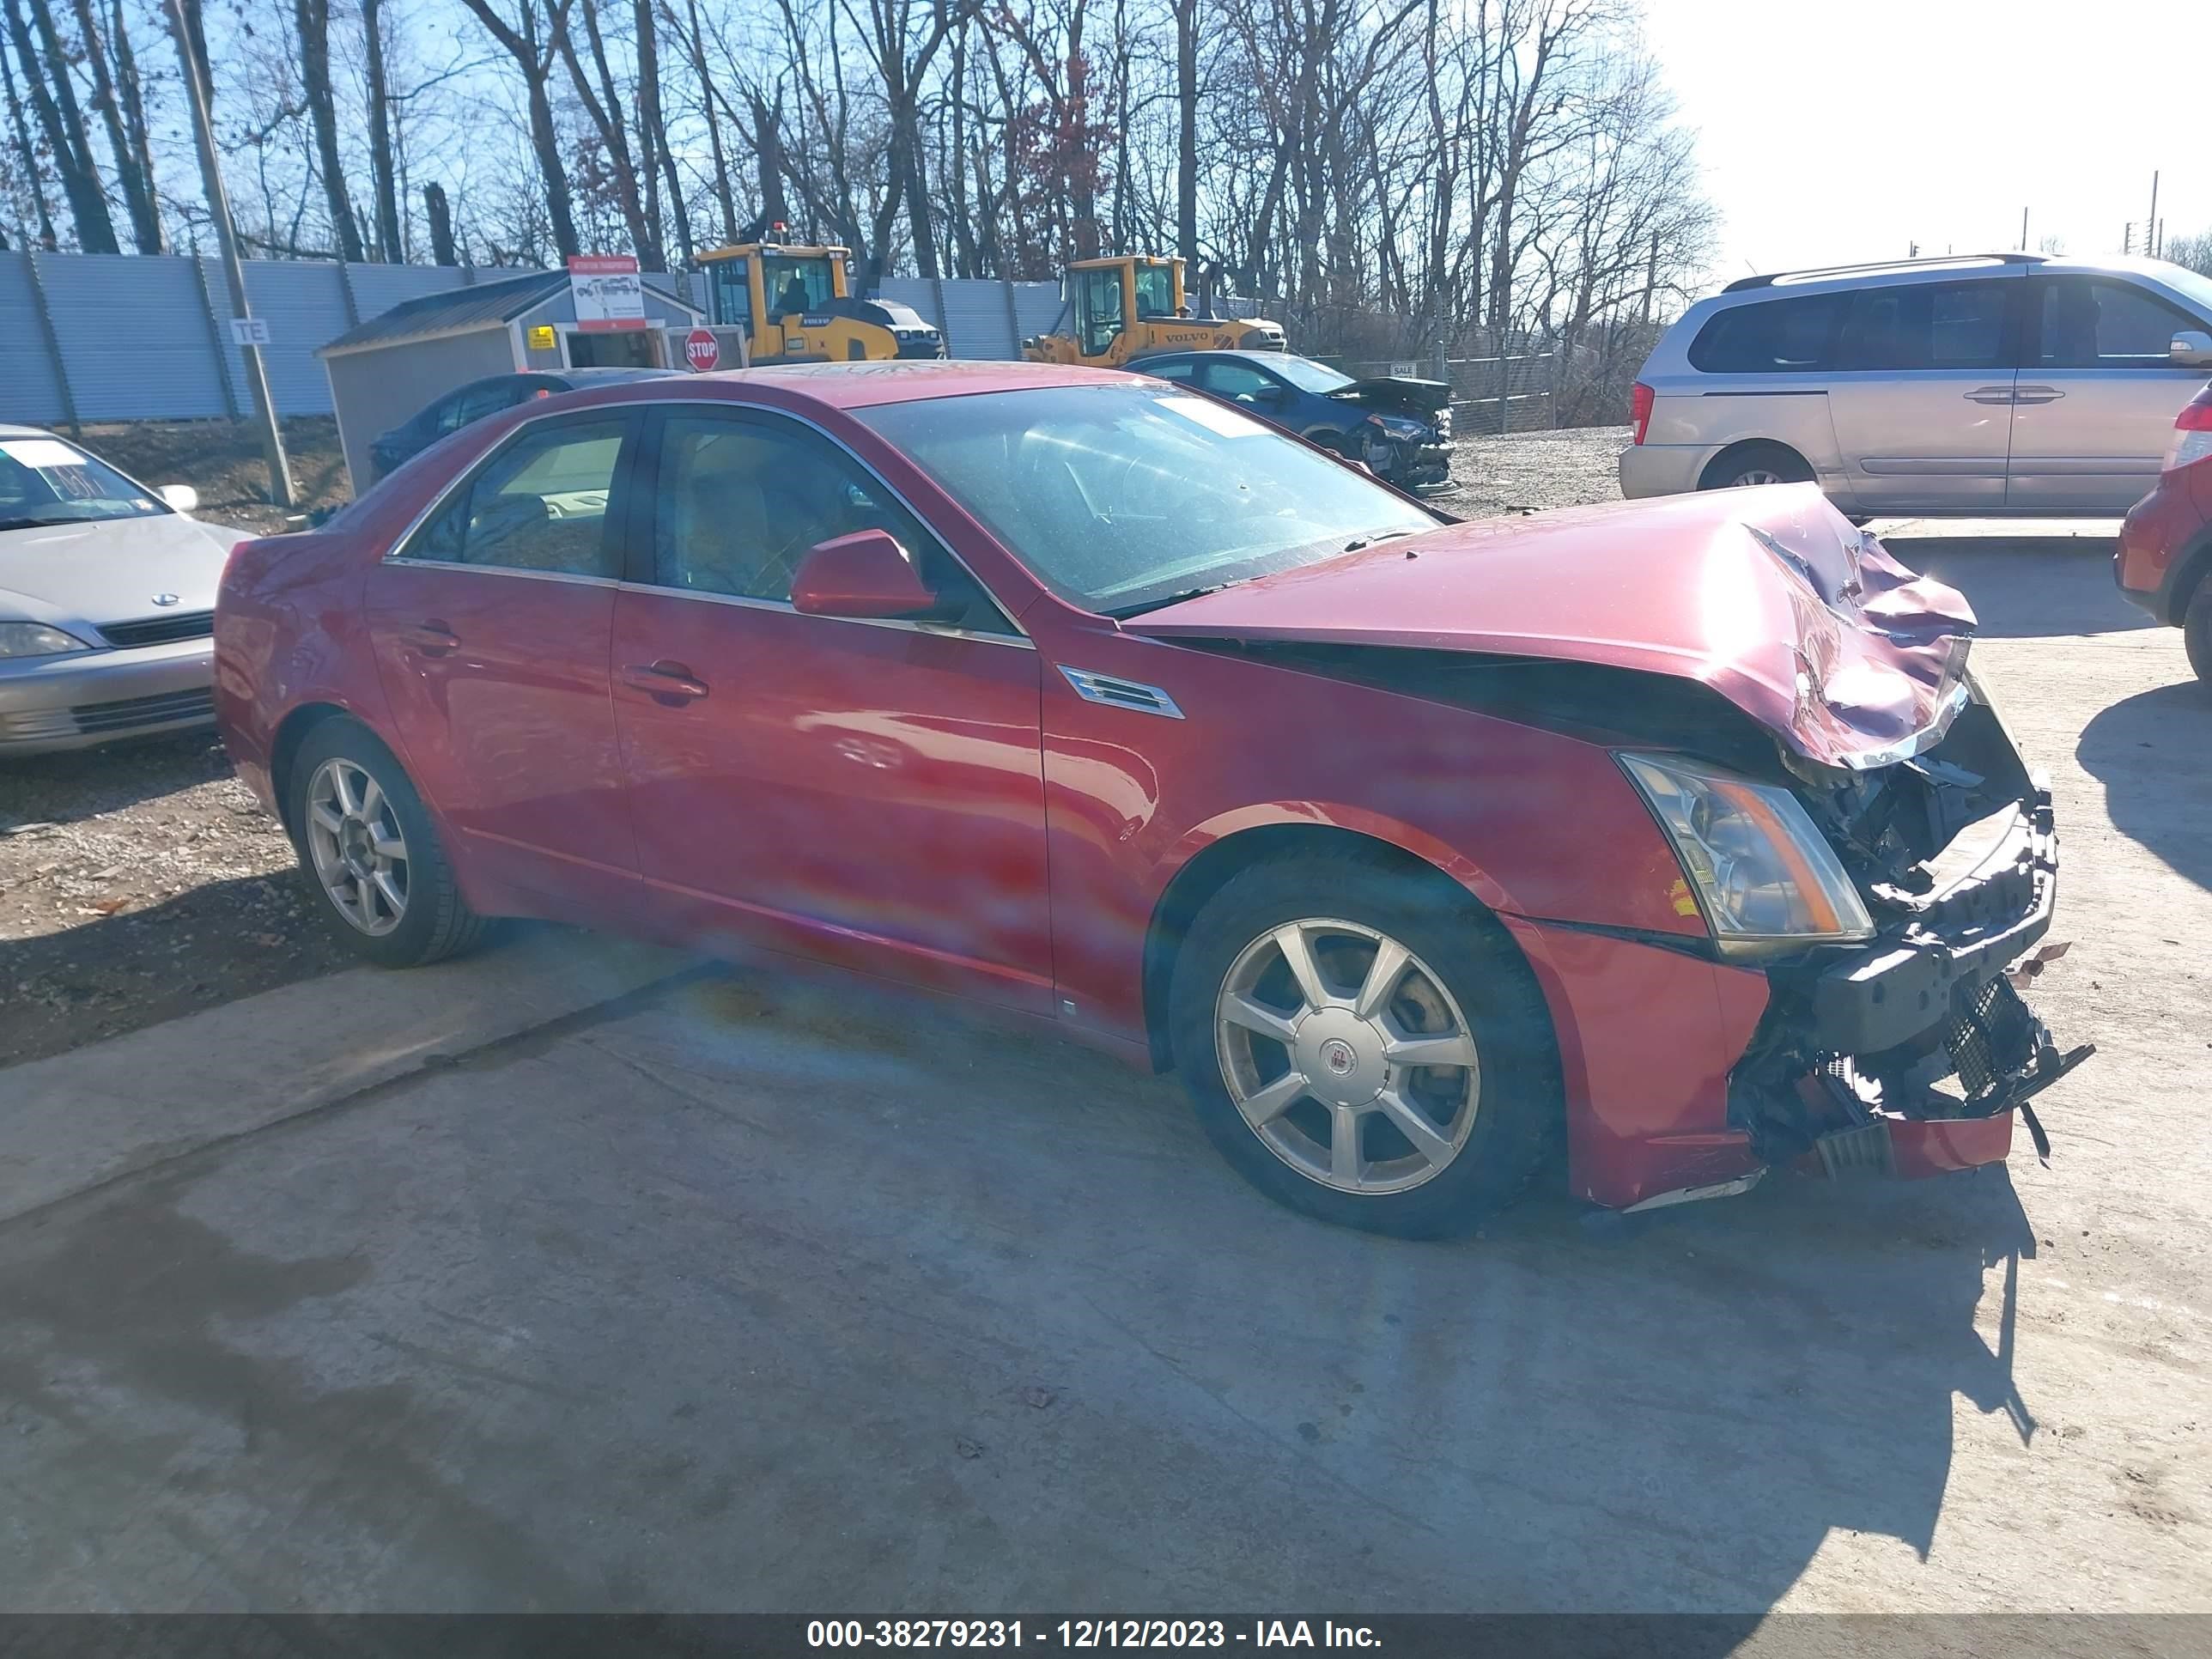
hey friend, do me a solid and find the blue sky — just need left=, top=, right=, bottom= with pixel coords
left=1638, top=0, right=2202, bottom=277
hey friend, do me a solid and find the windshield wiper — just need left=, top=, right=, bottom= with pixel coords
left=1103, top=583, right=1231, bottom=620
left=0, top=515, right=82, bottom=532
left=1341, top=528, right=1416, bottom=553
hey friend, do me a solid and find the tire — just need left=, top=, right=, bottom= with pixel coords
left=288, top=717, right=488, bottom=969
left=1168, top=851, right=1562, bottom=1238
left=1700, top=441, right=1813, bottom=491
left=2185, top=579, right=2212, bottom=686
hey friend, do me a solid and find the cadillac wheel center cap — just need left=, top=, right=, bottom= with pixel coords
left=1320, top=1038, right=1358, bottom=1077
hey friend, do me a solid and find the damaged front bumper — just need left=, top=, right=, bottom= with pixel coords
left=1729, top=786, right=2094, bottom=1182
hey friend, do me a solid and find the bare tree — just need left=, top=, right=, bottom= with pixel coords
left=457, top=0, right=582, bottom=258
left=3, top=0, right=119, bottom=251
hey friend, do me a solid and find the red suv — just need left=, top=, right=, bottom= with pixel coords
left=2116, top=381, right=2212, bottom=681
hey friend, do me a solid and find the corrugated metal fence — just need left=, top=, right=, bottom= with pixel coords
left=0, top=252, right=1069, bottom=428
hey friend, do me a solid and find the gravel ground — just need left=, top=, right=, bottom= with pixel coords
left=1446, top=422, right=1630, bottom=514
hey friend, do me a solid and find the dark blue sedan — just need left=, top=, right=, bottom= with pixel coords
left=1129, top=349, right=1455, bottom=489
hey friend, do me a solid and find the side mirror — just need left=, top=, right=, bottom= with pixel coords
left=790, top=529, right=945, bottom=621
left=158, top=484, right=199, bottom=513
left=2172, top=331, right=2212, bottom=368
left=1248, top=383, right=1287, bottom=404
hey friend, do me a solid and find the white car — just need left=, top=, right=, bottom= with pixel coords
left=0, top=426, right=254, bottom=756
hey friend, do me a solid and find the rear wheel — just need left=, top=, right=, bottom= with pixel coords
left=2185, top=579, right=2212, bottom=685
left=1700, top=441, right=1813, bottom=491
left=1168, top=852, right=1561, bottom=1237
left=289, top=719, right=487, bottom=969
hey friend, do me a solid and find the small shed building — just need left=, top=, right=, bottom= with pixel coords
left=317, top=270, right=702, bottom=493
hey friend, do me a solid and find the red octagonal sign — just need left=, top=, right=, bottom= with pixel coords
left=684, top=328, right=720, bottom=373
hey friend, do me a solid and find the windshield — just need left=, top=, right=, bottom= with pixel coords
left=1133, top=263, right=1176, bottom=319
left=0, top=436, right=166, bottom=531
left=1273, top=355, right=1356, bottom=394
left=763, top=255, right=835, bottom=316
left=857, top=383, right=1437, bottom=617
left=2155, top=261, right=2212, bottom=321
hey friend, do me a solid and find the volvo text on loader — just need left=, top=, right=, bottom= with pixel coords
left=693, top=234, right=946, bottom=365
left=1023, top=256, right=1285, bottom=368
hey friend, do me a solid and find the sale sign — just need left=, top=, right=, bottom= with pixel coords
left=568, top=254, right=645, bottom=331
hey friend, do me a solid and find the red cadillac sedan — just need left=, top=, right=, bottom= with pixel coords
left=216, top=362, right=2088, bottom=1237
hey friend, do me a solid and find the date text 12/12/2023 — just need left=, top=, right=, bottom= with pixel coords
left=805, top=1621, right=1382, bottom=1648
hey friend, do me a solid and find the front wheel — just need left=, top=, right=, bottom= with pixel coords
left=1168, top=853, right=1562, bottom=1237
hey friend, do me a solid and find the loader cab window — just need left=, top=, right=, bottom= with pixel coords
left=708, top=257, right=752, bottom=331
left=1076, top=267, right=1126, bottom=356
left=763, top=255, right=834, bottom=319
left=1133, top=264, right=1176, bottom=319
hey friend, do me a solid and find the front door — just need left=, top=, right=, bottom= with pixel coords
left=362, top=410, right=641, bottom=913
left=2006, top=275, right=2212, bottom=513
left=1821, top=275, right=2021, bottom=513
left=1075, top=267, right=1127, bottom=362
left=610, top=406, right=1053, bottom=1011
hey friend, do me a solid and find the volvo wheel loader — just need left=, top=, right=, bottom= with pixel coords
left=692, top=233, right=946, bottom=365
left=1022, top=256, right=1285, bottom=368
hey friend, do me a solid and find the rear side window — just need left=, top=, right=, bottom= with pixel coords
left=1141, top=359, right=1198, bottom=383
left=2034, top=279, right=2201, bottom=368
left=1837, top=280, right=2013, bottom=371
left=1686, top=295, right=1845, bottom=374
left=404, top=416, right=629, bottom=577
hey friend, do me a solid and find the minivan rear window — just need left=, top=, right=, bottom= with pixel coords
left=1686, top=295, right=1845, bottom=374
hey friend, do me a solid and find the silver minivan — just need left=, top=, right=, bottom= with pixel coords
left=1621, top=252, right=2212, bottom=514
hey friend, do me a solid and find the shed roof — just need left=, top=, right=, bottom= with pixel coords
left=318, top=270, right=693, bottom=356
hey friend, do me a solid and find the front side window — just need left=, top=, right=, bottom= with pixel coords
left=708, top=257, right=752, bottom=330
left=1133, top=264, right=1176, bottom=319
left=856, top=383, right=1437, bottom=617
left=2036, top=278, right=2201, bottom=368
left=1838, top=280, right=2013, bottom=371
left=651, top=413, right=1009, bottom=631
left=1687, top=294, right=1846, bottom=374
left=1077, top=268, right=1125, bottom=356
left=0, top=434, right=165, bottom=529
left=405, top=416, right=628, bottom=577
left=762, top=255, right=834, bottom=317
left=1200, top=362, right=1282, bottom=402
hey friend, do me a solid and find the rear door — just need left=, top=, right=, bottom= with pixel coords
left=1822, top=275, right=2021, bottom=513
left=362, top=410, right=641, bottom=915
left=2006, top=275, right=2212, bottom=511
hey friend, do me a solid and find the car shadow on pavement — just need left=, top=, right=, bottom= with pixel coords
left=1881, top=537, right=2147, bottom=640
left=2076, top=680, right=2212, bottom=893
left=0, top=952, right=2045, bottom=1620
left=0, top=730, right=234, bottom=826
left=0, top=871, right=356, bottom=1066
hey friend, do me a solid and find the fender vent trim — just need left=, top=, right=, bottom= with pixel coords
left=1057, top=665, right=1185, bottom=720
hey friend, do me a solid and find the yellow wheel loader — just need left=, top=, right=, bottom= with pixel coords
left=692, top=235, right=947, bottom=365
left=1022, top=256, right=1285, bottom=368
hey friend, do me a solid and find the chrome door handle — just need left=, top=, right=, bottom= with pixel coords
left=403, top=619, right=459, bottom=655
left=1964, top=387, right=2018, bottom=405
left=621, top=660, right=709, bottom=704
left=2011, top=386, right=2065, bottom=405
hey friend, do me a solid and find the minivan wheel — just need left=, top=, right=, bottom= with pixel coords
left=1702, top=441, right=1813, bottom=491
left=2185, top=580, right=2212, bottom=685
left=289, top=718, right=488, bottom=969
left=1168, top=852, right=1561, bottom=1238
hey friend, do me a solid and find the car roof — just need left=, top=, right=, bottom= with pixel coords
left=552, top=367, right=684, bottom=383
left=671, top=359, right=1144, bottom=410
left=0, top=423, right=60, bottom=441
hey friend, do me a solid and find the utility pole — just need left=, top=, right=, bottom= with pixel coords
left=2021, top=207, right=2029, bottom=252
left=167, top=0, right=292, bottom=508
left=2148, top=171, right=2160, bottom=260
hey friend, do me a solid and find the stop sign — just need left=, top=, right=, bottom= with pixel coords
left=684, top=328, right=720, bottom=373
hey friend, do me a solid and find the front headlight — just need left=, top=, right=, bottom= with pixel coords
left=0, top=623, right=94, bottom=659
left=1618, top=752, right=1874, bottom=958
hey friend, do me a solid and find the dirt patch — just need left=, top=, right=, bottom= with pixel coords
left=0, top=733, right=355, bottom=1066
left=76, top=416, right=353, bottom=538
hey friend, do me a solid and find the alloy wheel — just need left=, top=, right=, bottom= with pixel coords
left=1730, top=467, right=1786, bottom=487
left=304, top=757, right=410, bottom=937
left=1213, top=918, right=1482, bottom=1194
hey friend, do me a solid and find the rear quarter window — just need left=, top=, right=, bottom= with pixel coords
left=1686, top=294, right=1846, bottom=374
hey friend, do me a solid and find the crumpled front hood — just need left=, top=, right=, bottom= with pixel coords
left=1126, top=483, right=1977, bottom=770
